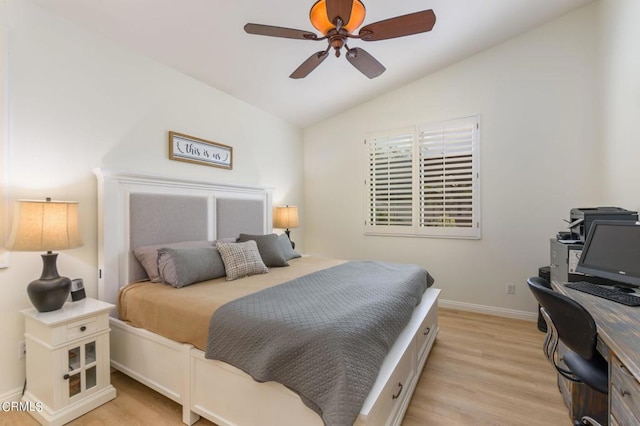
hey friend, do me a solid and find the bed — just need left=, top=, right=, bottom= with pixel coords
left=95, top=169, right=440, bottom=426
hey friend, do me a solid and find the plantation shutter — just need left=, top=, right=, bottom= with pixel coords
left=364, top=115, right=480, bottom=239
left=418, top=117, right=479, bottom=237
left=364, top=128, right=415, bottom=231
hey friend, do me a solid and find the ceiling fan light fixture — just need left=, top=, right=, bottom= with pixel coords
left=309, top=0, right=366, bottom=35
left=245, top=2, right=436, bottom=79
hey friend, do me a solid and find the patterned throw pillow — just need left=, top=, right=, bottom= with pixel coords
left=216, top=240, right=268, bottom=281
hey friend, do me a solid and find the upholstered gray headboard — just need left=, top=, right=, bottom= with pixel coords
left=95, top=169, right=273, bottom=307
left=216, top=198, right=265, bottom=239
left=129, top=193, right=209, bottom=282
left=128, top=193, right=266, bottom=283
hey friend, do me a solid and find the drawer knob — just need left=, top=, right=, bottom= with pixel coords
left=423, top=327, right=431, bottom=336
left=80, top=326, right=87, bottom=332
left=392, top=382, right=404, bottom=400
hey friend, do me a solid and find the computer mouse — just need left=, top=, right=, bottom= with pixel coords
left=614, top=285, right=635, bottom=293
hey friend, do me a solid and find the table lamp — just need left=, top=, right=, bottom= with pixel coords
left=7, top=198, right=83, bottom=312
left=273, top=205, right=299, bottom=249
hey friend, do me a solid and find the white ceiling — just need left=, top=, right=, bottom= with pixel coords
left=29, top=0, right=594, bottom=128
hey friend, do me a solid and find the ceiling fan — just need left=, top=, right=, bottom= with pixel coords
left=244, top=0, right=436, bottom=79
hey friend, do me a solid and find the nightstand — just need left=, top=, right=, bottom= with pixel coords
left=21, top=298, right=116, bottom=426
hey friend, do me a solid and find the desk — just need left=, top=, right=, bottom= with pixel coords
left=552, top=279, right=640, bottom=425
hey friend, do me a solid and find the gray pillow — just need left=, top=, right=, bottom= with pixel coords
left=157, top=247, right=226, bottom=288
left=237, top=233, right=289, bottom=267
left=133, top=240, right=213, bottom=282
left=216, top=240, right=268, bottom=281
left=277, top=233, right=301, bottom=260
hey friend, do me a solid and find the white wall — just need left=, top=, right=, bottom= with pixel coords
left=304, top=4, right=601, bottom=316
left=0, top=0, right=304, bottom=399
left=598, top=0, right=640, bottom=211
left=0, top=6, right=8, bottom=269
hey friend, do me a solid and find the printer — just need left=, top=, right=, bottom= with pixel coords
left=569, top=207, right=638, bottom=242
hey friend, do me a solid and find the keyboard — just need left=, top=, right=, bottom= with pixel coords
left=565, top=282, right=640, bottom=306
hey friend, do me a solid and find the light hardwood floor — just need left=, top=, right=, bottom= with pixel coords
left=4, top=308, right=569, bottom=426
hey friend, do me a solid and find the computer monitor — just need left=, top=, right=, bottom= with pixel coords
left=576, top=220, right=640, bottom=288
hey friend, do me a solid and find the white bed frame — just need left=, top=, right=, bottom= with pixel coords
left=95, top=169, right=440, bottom=426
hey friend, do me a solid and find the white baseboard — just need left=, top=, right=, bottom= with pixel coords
left=0, top=386, right=23, bottom=403
left=439, top=298, right=538, bottom=322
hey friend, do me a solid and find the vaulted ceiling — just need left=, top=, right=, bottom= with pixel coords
left=29, top=0, right=594, bottom=127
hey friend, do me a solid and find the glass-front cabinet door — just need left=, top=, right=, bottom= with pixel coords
left=65, top=339, right=99, bottom=401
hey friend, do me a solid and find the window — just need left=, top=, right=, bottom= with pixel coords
left=364, top=115, right=480, bottom=239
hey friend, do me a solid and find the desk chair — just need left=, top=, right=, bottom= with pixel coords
left=527, top=277, right=609, bottom=426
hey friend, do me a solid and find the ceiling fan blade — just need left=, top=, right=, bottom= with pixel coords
left=290, top=50, right=330, bottom=79
left=326, top=0, right=353, bottom=26
left=244, top=23, right=318, bottom=40
left=359, top=10, right=436, bottom=41
left=346, top=47, right=385, bottom=79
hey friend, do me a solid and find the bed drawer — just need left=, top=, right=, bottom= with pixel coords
left=366, top=342, right=415, bottom=426
left=415, top=303, right=437, bottom=363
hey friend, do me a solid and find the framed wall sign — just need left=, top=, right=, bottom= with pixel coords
left=169, top=131, right=233, bottom=170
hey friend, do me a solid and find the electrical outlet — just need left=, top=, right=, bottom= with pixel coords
left=18, top=340, right=26, bottom=359
left=506, top=283, right=516, bottom=295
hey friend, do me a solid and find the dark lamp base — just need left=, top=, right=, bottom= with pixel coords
left=27, top=253, right=71, bottom=312
left=285, top=229, right=296, bottom=249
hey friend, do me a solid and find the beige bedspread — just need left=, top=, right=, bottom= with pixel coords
left=118, top=256, right=346, bottom=351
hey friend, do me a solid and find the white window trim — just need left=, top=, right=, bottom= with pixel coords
left=363, top=115, right=481, bottom=239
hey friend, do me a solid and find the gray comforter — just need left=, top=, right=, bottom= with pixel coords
left=205, top=261, right=434, bottom=426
